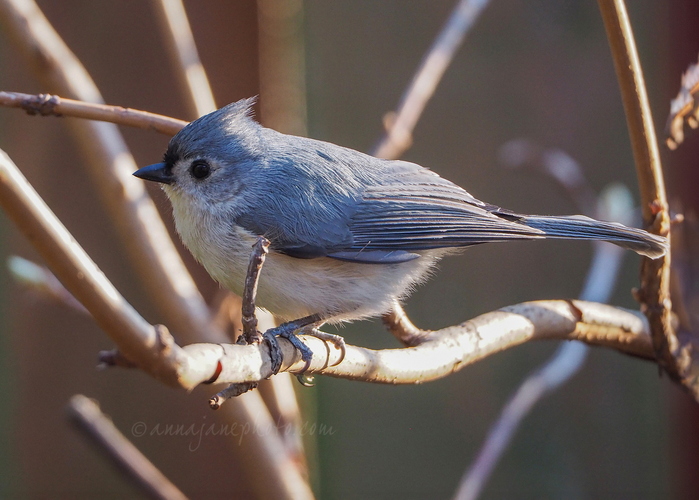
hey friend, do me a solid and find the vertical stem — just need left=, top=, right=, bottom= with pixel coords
left=597, top=0, right=688, bottom=391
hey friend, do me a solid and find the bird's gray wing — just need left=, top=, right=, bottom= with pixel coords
left=236, top=151, right=545, bottom=264
left=326, top=160, right=546, bottom=263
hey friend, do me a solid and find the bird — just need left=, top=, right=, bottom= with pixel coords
left=134, top=98, right=668, bottom=371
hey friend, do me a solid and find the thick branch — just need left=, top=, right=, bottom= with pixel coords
left=0, top=149, right=194, bottom=386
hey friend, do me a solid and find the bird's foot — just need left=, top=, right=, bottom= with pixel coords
left=263, top=315, right=321, bottom=374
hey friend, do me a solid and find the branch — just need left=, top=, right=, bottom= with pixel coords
left=186, top=300, right=653, bottom=386
left=0, top=90, right=186, bottom=135
left=67, top=395, right=187, bottom=500
left=150, top=0, right=216, bottom=118
left=597, top=0, right=693, bottom=395
left=8, top=255, right=89, bottom=315
left=372, top=0, right=490, bottom=159
left=0, top=148, right=194, bottom=386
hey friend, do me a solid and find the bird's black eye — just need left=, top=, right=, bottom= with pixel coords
left=190, top=160, right=211, bottom=180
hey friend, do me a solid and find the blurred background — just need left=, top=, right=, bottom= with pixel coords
left=0, top=0, right=697, bottom=498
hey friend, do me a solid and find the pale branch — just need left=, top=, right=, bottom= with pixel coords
left=150, top=0, right=217, bottom=118
left=0, top=148, right=195, bottom=386
left=67, top=395, right=188, bottom=500
left=185, top=300, right=654, bottom=386
left=597, top=0, right=691, bottom=395
left=0, top=90, right=186, bottom=135
left=382, top=300, right=431, bottom=347
left=372, top=0, right=490, bottom=159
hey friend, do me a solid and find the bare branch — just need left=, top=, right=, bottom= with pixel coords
left=151, top=0, right=217, bottom=118
left=597, top=0, right=693, bottom=395
left=372, top=0, right=490, bottom=159
left=0, top=90, right=186, bottom=135
left=183, top=300, right=654, bottom=386
left=67, top=395, right=188, bottom=500
left=0, top=148, right=195, bottom=386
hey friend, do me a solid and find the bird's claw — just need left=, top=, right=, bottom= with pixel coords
left=263, top=327, right=313, bottom=375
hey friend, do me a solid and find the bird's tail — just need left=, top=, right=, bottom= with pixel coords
left=521, top=214, right=668, bottom=259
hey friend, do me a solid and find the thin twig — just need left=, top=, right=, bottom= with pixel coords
left=67, top=395, right=188, bottom=500
left=0, top=91, right=186, bottom=135
left=382, top=300, right=431, bottom=347
left=597, top=0, right=693, bottom=395
left=372, top=0, right=490, bottom=159
left=151, top=0, right=216, bottom=118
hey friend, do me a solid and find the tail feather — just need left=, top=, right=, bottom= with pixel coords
left=521, top=215, right=668, bottom=259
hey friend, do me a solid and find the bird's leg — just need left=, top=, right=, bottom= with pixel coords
left=214, top=237, right=270, bottom=404
left=263, top=314, right=323, bottom=374
left=238, top=236, right=270, bottom=345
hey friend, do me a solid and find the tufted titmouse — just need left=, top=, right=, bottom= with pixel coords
left=134, top=98, right=667, bottom=370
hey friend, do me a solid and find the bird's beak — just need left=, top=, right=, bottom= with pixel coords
left=133, top=163, right=173, bottom=185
